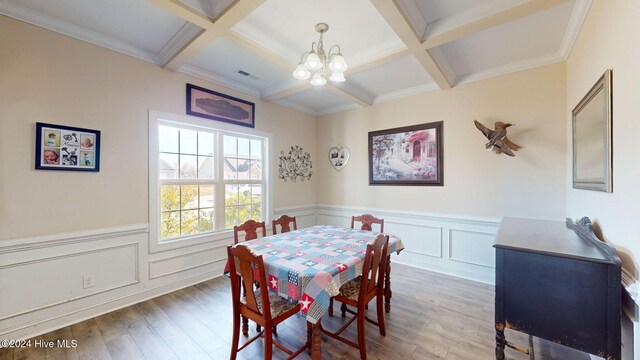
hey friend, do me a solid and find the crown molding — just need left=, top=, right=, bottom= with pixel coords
left=178, top=64, right=261, bottom=98
left=158, top=22, right=202, bottom=65
left=316, top=103, right=361, bottom=116
left=454, top=52, right=565, bottom=87
left=393, top=0, right=428, bottom=41
left=346, top=38, right=407, bottom=67
left=374, top=82, right=439, bottom=104
left=0, top=1, right=160, bottom=64
left=270, top=98, right=318, bottom=116
left=232, top=21, right=300, bottom=63
left=558, top=0, right=592, bottom=60
left=260, top=78, right=308, bottom=99
left=210, top=0, right=236, bottom=19
left=181, top=0, right=234, bottom=20
left=328, top=82, right=374, bottom=106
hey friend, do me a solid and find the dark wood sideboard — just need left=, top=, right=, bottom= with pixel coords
left=494, top=217, right=621, bottom=360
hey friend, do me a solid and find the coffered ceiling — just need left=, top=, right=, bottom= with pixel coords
left=0, top=0, right=591, bottom=115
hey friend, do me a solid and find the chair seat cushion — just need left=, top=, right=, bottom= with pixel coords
left=338, top=276, right=362, bottom=301
left=242, top=288, right=298, bottom=319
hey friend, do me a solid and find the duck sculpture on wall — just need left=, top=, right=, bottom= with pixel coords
left=474, top=120, right=522, bottom=157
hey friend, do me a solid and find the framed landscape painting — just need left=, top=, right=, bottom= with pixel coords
left=368, top=121, right=443, bottom=186
left=186, top=83, right=255, bottom=128
left=35, top=122, right=100, bottom=172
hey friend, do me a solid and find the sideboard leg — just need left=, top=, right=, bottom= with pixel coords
left=496, top=323, right=506, bottom=360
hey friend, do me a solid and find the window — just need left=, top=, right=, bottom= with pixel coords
left=149, top=111, right=271, bottom=250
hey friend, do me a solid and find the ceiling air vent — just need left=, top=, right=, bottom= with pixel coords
left=234, top=69, right=260, bottom=80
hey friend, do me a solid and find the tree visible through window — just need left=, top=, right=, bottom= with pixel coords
left=155, top=121, right=266, bottom=242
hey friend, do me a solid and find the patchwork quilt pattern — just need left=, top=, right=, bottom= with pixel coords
left=242, top=225, right=404, bottom=324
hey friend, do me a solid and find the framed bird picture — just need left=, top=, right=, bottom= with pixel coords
left=368, top=121, right=443, bottom=186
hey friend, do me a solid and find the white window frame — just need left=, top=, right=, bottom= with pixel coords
left=148, top=110, right=273, bottom=253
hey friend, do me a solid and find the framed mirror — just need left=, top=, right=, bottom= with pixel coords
left=572, top=69, right=612, bottom=192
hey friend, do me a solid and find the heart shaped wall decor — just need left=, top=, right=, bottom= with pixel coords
left=328, top=146, right=350, bottom=172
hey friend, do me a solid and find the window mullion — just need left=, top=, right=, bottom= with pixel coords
left=155, top=116, right=268, bottom=243
left=214, top=131, right=225, bottom=232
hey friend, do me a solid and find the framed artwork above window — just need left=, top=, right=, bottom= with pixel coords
left=186, top=83, right=255, bottom=128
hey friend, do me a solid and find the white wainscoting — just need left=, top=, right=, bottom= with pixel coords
left=0, top=204, right=499, bottom=340
left=274, top=205, right=317, bottom=229
left=316, top=205, right=500, bottom=284
left=0, top=224, right=229, bottom=340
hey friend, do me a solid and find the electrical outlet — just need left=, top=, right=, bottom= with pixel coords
left=83, top=274, right=95, bottom=289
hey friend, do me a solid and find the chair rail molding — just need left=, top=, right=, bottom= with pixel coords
left=0, top=223, right=222, bottom=340
left=315, top=204, right=500, bottom=284
left=0, top=203, right=503, bottom=341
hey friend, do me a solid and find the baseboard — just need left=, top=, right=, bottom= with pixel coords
left=0, top=204, right=501, bottom=340
left=1, top=265, right=224, bottom=340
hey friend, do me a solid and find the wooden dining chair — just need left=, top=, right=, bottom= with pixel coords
left=272, top=215, right=297, bottom=235
left=351, top=214, right=384, bottom=233
left=227, top=245, right=309, bottom=360
left=234, top=219, right=267, bottom=244
left=322, top=234, right=389, bottom=360
left=233, top=219, right=267, bottom=332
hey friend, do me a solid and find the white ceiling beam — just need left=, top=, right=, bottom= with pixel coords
left=262, top=82, right=312, bottom=102
left=421, top=0, right=573, bottom=49
left=224, top=30, right=296, bottom=71
left=326, top=84, right=372, bottom=107
left=346, top=48, right=411, bottom=75
left=370, top=0, right=452, bottom=90
left=150, top=0, right=265, bottom=71
left=149, top=0, right=213, bottom=29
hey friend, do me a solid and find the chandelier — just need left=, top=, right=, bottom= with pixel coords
left=292, top=23, right=348, bottom=86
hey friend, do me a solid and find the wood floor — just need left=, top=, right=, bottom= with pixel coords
left=1, top=264, right=591, bottom=360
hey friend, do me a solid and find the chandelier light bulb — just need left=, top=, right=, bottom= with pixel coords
left=310, top=72, right=327, bottom=86
left=293, top=64, right=311, bottom=80
left=305, top=52, right=322, bottom=71
left=329, top=54, right=348, bottom=72
left=329, top=71, right=345, bottom=82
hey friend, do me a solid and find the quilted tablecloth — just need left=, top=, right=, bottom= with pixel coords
left=240, top=225, right=404, bottom=324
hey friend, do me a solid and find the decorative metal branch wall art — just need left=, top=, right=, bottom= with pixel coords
left=474, top=119, right=521, bottom=157
left=278, top=145, right=313, bottom=182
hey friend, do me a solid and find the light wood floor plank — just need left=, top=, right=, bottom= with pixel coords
left=149, top=318, right=212, bottom=360
left=104, top=334, right=145, bottom=360
left=4, top=263, right=594, bottom=360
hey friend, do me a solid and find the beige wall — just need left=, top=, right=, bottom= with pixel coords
left=0, top=16, right=317, bottom=240
left=566, top=0, right=640, bottom=275
left=316, top=63, right=567, bottom=220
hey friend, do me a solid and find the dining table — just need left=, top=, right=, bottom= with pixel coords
left=237, top=224, right=405, bottom=359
